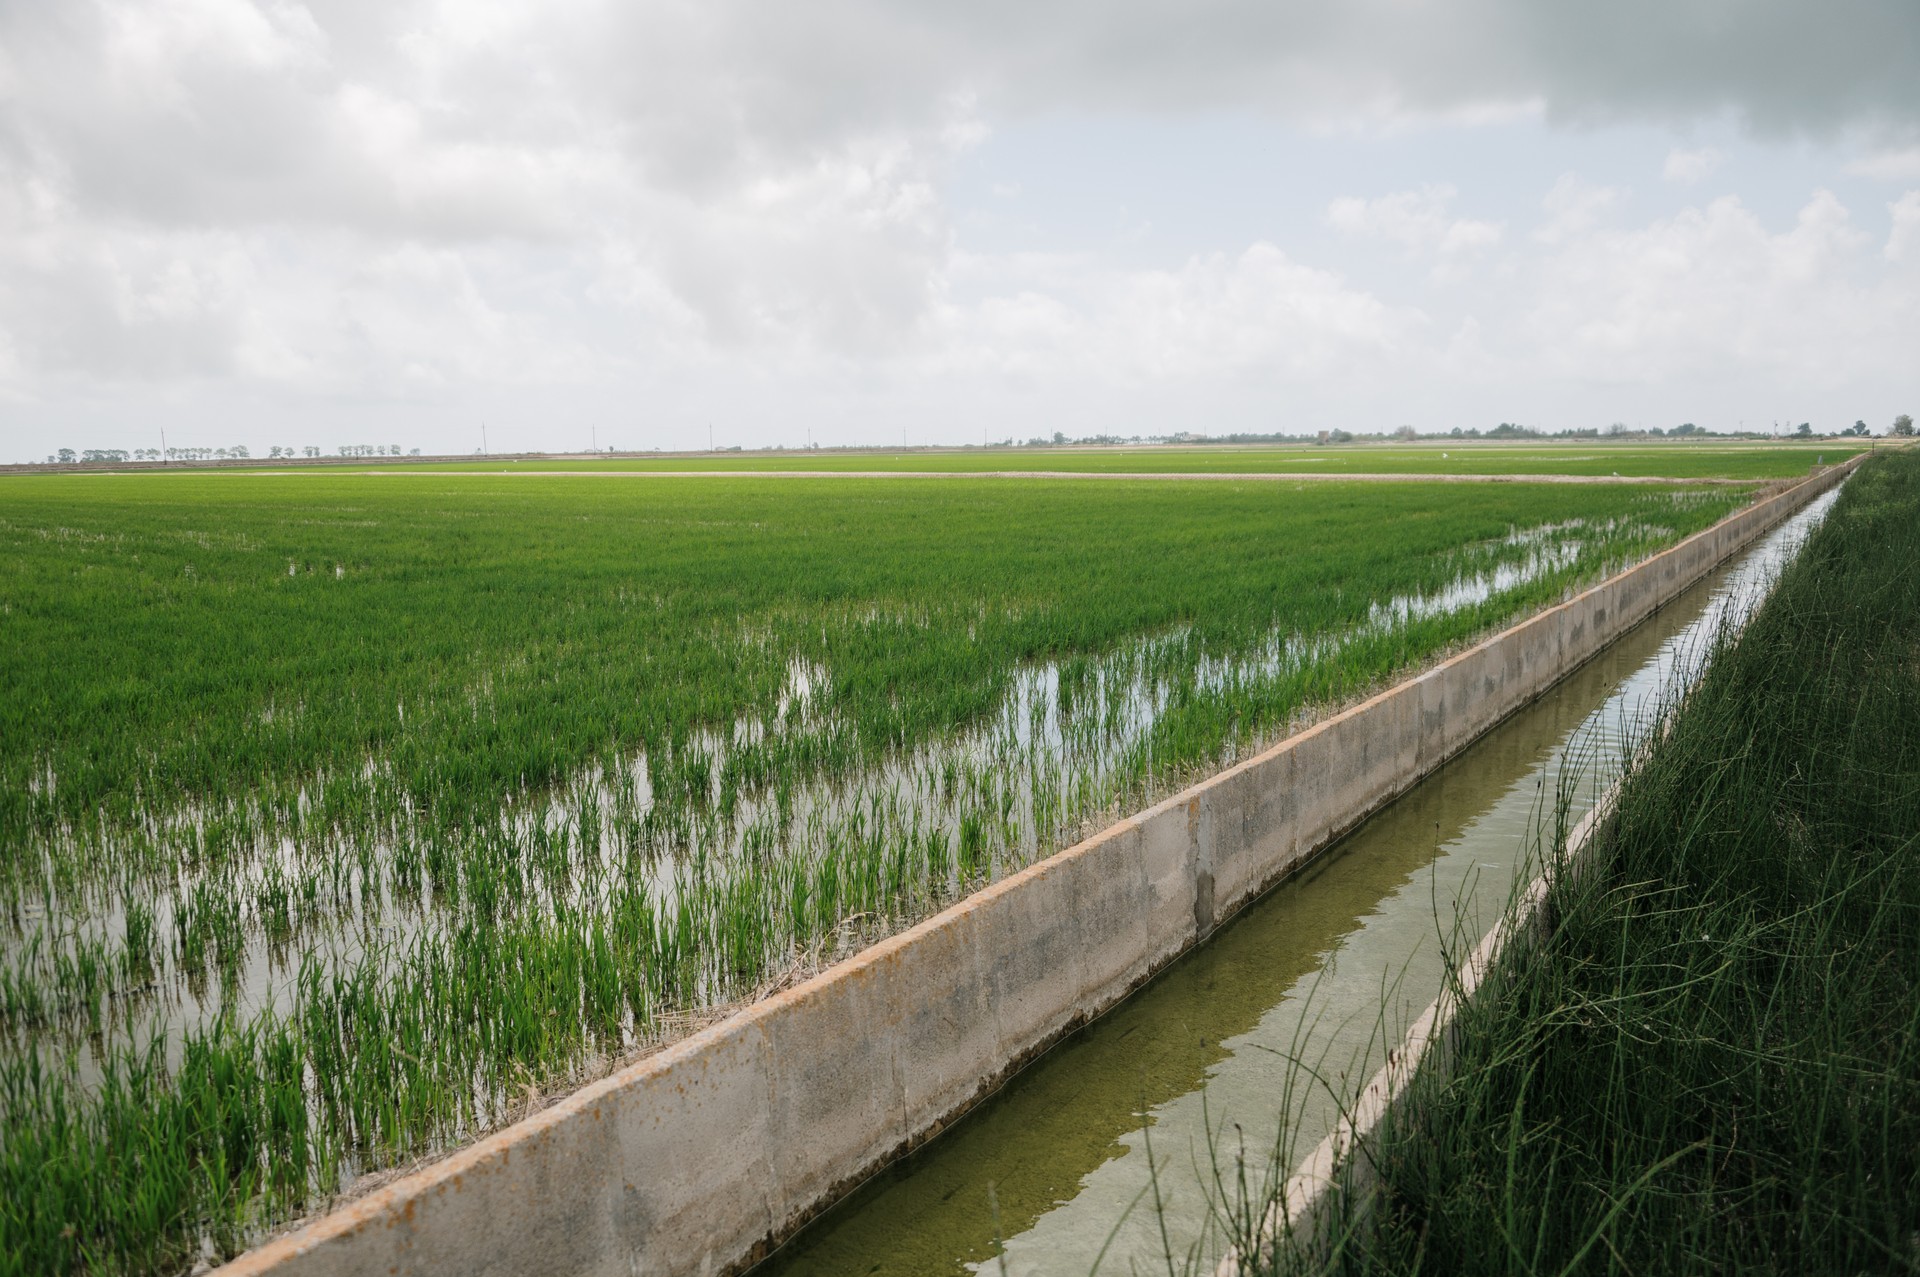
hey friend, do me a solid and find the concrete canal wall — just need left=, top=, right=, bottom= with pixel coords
left=218, top=459, right=1859, bottom=1277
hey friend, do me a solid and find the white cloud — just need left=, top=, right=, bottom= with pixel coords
left=1887, top=192, right=1920, bottom=263
left=1535, top=175, right=1626, bottom=244
left=929, top=243, right=1421, bottom=387
left=929, top=185, right=1913, bottom=418
left=1326, top=185, right=1504, bottom=258
left=1662, top=146, right=1724, bottom=183
left=1519, top=191, right=1889, bottom=387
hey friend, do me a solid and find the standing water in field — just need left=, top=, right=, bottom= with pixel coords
left=756, top=487, right=1842, bottom=1277
left=4, top=501, right=1707, bottom=1086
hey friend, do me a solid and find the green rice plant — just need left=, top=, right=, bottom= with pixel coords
left=0, top=470, right=1765, bottom=1273
left=0, top=1012, right=311, bottom=1277
left=120, top=896, right=156, bottom=982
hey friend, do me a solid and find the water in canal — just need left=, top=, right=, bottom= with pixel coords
left=757, top=489, right=1840, bottom=1277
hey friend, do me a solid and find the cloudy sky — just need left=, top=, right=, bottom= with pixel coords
left=2, top=0, right=1917, bottom=460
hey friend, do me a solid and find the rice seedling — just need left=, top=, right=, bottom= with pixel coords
left=0, top=470, right=1756, bottom=1273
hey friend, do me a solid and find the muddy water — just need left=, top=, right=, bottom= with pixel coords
left=755, top=488, right=1839, bottom=1277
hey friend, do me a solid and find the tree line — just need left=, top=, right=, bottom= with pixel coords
left=43, top=445, right=424, bottom=464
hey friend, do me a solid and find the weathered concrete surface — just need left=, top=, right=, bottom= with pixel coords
left=215, top=460, right=1858, bottom=1277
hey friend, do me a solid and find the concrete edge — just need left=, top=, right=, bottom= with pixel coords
left=213, top=459, right=1860, bottom=1277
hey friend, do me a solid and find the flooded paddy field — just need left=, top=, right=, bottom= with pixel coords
left=1, top=469, right=1755, bottom=1272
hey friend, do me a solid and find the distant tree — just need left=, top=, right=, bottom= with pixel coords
left=1606, top=422, right=1629, bottom=436
left=1893, top=414, right=1914, bottom=437
left=1649, top=427, right=1665, bottom=436
left=1394, top=425, right=1417, bottom=440
left=1672, top=423, right=1701, bottom=436
left=57, top=448, right=75, bottom=463
left=1795, top=422, right=1813, bottom=438
left=409, top=447, right=422, bottom=455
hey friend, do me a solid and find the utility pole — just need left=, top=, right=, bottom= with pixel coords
left=591, top=423, right=597, bottom=453
left=159, top=425, right=168, bottom=466
left=482, top=422, right=489, bottom=455
left=708, top=422, right=714, bottom=452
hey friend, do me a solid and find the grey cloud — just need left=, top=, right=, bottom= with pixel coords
left=570, top=0, right=1920, bottom=139
left=937, top=0, right=1920, bottom=135
left=10, top=0, right=1914, bottom=243
left=1, top=0, right=1915, bottom=436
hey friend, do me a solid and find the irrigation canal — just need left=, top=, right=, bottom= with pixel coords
left=755, top=487, right=1842, bottom=1277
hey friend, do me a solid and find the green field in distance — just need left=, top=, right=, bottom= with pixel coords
left=362, top=439, right=1871, bottom=479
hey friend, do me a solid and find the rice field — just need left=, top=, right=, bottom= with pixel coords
left=0, top=471, right=1754, bottom=1273
left=373, top=440, right=1869, bottom=480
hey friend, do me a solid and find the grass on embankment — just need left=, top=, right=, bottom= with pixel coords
left=1274, top=451, right=1920, bottom=1275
